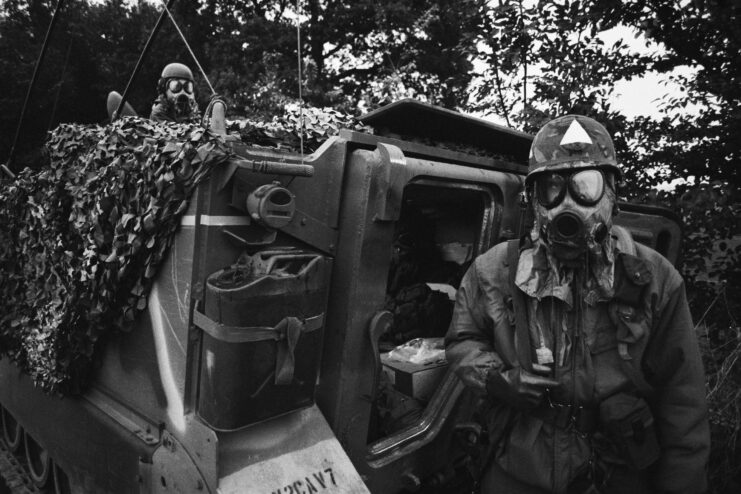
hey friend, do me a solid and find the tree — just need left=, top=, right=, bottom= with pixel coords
left=0, top=0, right=485, bottom=165
left=0, top=0, right=163, bottom=166
left=471, top=0, right=739, bottom=306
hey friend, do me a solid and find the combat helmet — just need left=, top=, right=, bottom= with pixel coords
left=160, top=62, right=194, bottom=81
left=526, top=115, right=620, bottom=185
left=157, top=63, right=194, bottom=94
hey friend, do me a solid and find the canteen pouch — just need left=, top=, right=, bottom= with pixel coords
left=599, top=393, right=660, bottom=470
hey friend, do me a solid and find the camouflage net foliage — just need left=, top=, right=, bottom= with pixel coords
left=0, top=117, right=231, bottom=394
left=227, top=104, right=372, bottom=153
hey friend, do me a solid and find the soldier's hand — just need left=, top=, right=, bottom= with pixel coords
left=486, top=366, right=560, bottom=410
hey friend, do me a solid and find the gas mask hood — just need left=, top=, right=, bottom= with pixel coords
left=167, top=91, right=194, bottom=116
left=534, top=186, right=616, bottom=265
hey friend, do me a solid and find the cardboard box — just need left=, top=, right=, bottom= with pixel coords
left=381, top=353, right=449, bottom=402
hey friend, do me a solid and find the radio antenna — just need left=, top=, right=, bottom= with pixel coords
left=296, top=0, right=305, bottom=162
left=4, top=0, right=67, bottom=178
left=113, top=0, right=177, bottom=122
left=160, top=0, right=216, bottom=95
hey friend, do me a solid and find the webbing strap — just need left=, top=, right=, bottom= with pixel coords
left=507, top=240, right=533, bottom=371
left=193, top=311, right=324, bottom=385
left=609, top=228, right=655, bottom=398
left=610, top=307, right=655, bottom=398
left=618, top=348, right=654, bottom=398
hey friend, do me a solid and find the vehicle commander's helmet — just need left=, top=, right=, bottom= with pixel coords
left=526, top=114, right=620, bottom=187
left=157, top=62, right=194, bottom=94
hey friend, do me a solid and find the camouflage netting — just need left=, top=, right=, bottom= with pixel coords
left=227, top=104, right=371, bottom=153
left=0, top=117, right=231, bottom=394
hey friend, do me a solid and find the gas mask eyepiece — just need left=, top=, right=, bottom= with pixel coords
left=533, top=169, right=615, bottom=263
left=167, top=79, right=194, bottom=95
left=534, top=169, right=605, bottom=209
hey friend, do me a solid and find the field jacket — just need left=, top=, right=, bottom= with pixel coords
left=149, top=95, right=201, bottom=124
left=445, top=227, right=709, bottom=493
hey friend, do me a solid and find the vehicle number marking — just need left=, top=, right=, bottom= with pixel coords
left=270, top=467, right=337, bottom=494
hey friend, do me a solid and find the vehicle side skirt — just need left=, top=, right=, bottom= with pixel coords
left=0, top=359, right=159, bottom=493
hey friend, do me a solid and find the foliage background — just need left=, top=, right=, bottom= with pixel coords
left=0, top=0, right=739, bottom=491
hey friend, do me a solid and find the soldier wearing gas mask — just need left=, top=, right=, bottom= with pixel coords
left=150, top=62, right=201, bottom=123
left=446, top=115, right=709, bottom=493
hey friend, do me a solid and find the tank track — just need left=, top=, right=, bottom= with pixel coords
left=0, top=441, right=42, bottom=494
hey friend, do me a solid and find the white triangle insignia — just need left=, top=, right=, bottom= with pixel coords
left=560, top=119, right=592, bottom=147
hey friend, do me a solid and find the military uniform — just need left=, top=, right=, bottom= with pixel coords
left=445, top=115, right=709, bottom=493
left=149, top=94, right=201, bottom=124
left=150, top=63, right=201, bottom=124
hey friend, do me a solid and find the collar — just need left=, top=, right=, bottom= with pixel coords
left=610, top=225, right=653, bottom=305
left=515, top=228, right=622, bottom=307
left=154, top=94, right=199, bottom=123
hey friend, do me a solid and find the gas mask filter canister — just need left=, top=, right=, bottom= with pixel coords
left=532, top=168, right=615, bottom=263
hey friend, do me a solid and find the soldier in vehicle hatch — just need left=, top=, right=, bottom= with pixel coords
left=446, top=115, right=710, bottom=493
left=150, top=62, right=201, bottom=123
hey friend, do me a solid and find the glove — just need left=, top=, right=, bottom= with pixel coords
left=486, top=366, right=560, bottom=410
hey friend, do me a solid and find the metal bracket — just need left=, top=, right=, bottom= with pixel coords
left=84, top=388, right=160, bottom=446
left=373, top=143, right=409, bottom=222
left=368, top=310, right=393, bottom=403
left=151, top=431, right=210, bottom=493
left=221, top=225, right=277, bottom=247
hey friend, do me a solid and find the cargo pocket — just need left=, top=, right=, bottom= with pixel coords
left=496, top=415, right=552, bottom=490
left=587, top=325, right=629, bottom=399
left=599, top=393, right=660, bottom=470
left=587, top=324, right=618, bottom=355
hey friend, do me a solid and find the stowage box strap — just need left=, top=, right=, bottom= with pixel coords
left=193, top=311, right=324, bottom=385
left=193, top=311, right=324, bottom=343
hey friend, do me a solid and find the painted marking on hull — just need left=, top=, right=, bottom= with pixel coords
left=167, top=239, right=192, bottom=324
left=149, top=284, right=186, bottom=433
left=218, top=438, right=368, bottom=494
left=270, top=467, right=337, bottom=494
left=180, top=215, right=250, bottom=226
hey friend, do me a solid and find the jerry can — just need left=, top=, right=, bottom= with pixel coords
left=196, top=249, right=332, bottom=430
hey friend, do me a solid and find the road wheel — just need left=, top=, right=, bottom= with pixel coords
left=23, top=432, right=51, bottom=488
left=53, top=462, right=72, bottom=494
left=0, top=407, right=23, bottom=453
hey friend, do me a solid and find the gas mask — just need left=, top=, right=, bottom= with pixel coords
left=165, top=78, right=195, bottom=117
left=531, top=165, right=616, bottom=264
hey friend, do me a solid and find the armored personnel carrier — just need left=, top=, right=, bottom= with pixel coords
left=0, top=96, right=682, bottom=493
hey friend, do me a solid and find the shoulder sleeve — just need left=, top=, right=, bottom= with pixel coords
left=445, top=247, right=508, bottom=392
left=643, top=273, right=710, bottom=493
left=150, top=102, right=169, bottom=122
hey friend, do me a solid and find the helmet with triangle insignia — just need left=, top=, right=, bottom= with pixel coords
left=526, top=115, right=620, bottom=185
